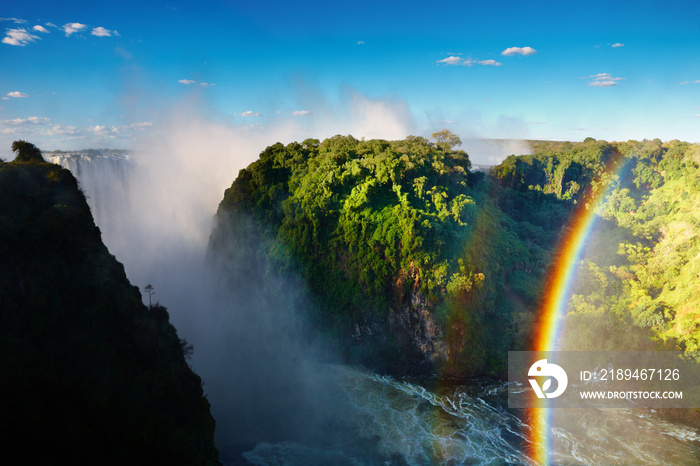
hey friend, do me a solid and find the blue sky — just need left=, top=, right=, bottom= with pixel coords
left=1, top=0, right=700, bottom=157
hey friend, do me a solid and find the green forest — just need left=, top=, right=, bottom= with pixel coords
left=211, top=133, right=700, bottom=377
left=494, top=137, right=700, bottom=354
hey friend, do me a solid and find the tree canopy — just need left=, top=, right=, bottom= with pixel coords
left=431, top=129, right=462, bottom=152
left=210, top=133, right=700, bottom=376
left=11, top=139, right=45, bottom=163
left=493, top=138, right=700, bottom=354
left=210, top=133, right=550, bottom=376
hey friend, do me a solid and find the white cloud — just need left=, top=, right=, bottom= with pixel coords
left=26, top=116, right=49, bottom=124
left=437, top=56, right=462, bottom=65
left=63, top=23, right=88, bottom=36
left=587, top=73, right=624, bottom=87
left=239, top=111, right=261, bottom=117
left=2, top=116, right=49, bottom=125
left=501, top=46, right=537, bottom=56
left=45, top=125, right=81, bottom=136
left=589, top=81, right=620, bottom=87
left=437, top=56, right=502, bottom=66
left=30, top=121, right=155, bottom=141
left=32, top=25, right=49, bottom=33
left=91, top=27, right=112, bottom=37
left=7, top=91, right=29, bottom=98
left=0, top=17, right=27, bottom=24
left=357, top=40, right=365, bottom=45
left=680, top=81, right=689, bottom=85
left=178, top=79, right=215, bottom=87
left=2, top=28, right=40, bottom=46
left=291, top=110, right=311, bottom=116
left=611, top=43, right=624, bottom=48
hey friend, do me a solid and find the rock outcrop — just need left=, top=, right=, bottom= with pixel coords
left=0, top=158, right=220, bottom=465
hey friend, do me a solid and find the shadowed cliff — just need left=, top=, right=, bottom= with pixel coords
left=0, top=150, right=220, bottom=465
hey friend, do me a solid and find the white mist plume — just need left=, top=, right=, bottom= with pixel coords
left=462, top=138, right=532, bottom=165
left=80, top=89, right=415, bottom=459
left=271, top=87, right=415, bottom=143
left=113, top=88, right=414, bottom=271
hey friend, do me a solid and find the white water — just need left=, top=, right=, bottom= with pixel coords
left=48, top=151, right=700, bottom=465
left=46, top=151, right=133, bottom=241
left=240, top=364, right=700, bottom=465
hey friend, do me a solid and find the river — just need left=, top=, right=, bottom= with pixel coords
left=211, top=364, right=700, bottom=465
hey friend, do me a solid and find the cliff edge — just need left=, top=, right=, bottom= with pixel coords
left=0, top=153, right=220, bottom=465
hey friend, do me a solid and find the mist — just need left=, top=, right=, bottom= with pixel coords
left=460, top=139, right=531, bottom=166
left=99, top=88, right=418, bottom=352
left=55, top=90, right=419, bottom=462
left=44, top=85, right=537, bottom=462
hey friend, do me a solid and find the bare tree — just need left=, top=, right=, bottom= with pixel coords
left=144, top=284, right=155, bottom=308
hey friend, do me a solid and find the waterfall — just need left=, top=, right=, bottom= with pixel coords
left=45, top=150, right=133, bottom=249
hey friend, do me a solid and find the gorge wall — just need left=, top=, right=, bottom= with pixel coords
left=0, top=156, right=220, bottom=464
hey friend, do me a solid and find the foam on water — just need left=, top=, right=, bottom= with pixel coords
left=337, top=369, right=533, bottom=465
left=240, top=365, right=700, bottom=465
left=238, top=365, right=535, bottom=465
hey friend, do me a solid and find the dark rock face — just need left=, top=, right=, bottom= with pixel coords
left=388, top=286, right=447, bottom=369
left=0, top=160, right=220, bottom=465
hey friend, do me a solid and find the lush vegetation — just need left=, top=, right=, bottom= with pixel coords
left=11, top=139, right=46, bottom=163
left=0, top=147, right=220, bottom=464
left=493, top=137, right=700, bottom=354
left=210, top=132, right=558, bottom=376
left=211, top=133, right=700, bottom=377
left=564, top=140, right=700, bottom=352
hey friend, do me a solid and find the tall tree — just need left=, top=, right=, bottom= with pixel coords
left=431, top=129, right=462, bottom=153
left=11, top=140, right=45, bottom=163
left=144, top=284, right=155, bottom=308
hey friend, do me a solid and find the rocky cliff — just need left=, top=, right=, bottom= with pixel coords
left=207, top=134, right=494, bottom=377
left=0, top=156, right=220, bottom=465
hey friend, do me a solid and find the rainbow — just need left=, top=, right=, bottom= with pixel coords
left=529, top=150, right=628, bottom=464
